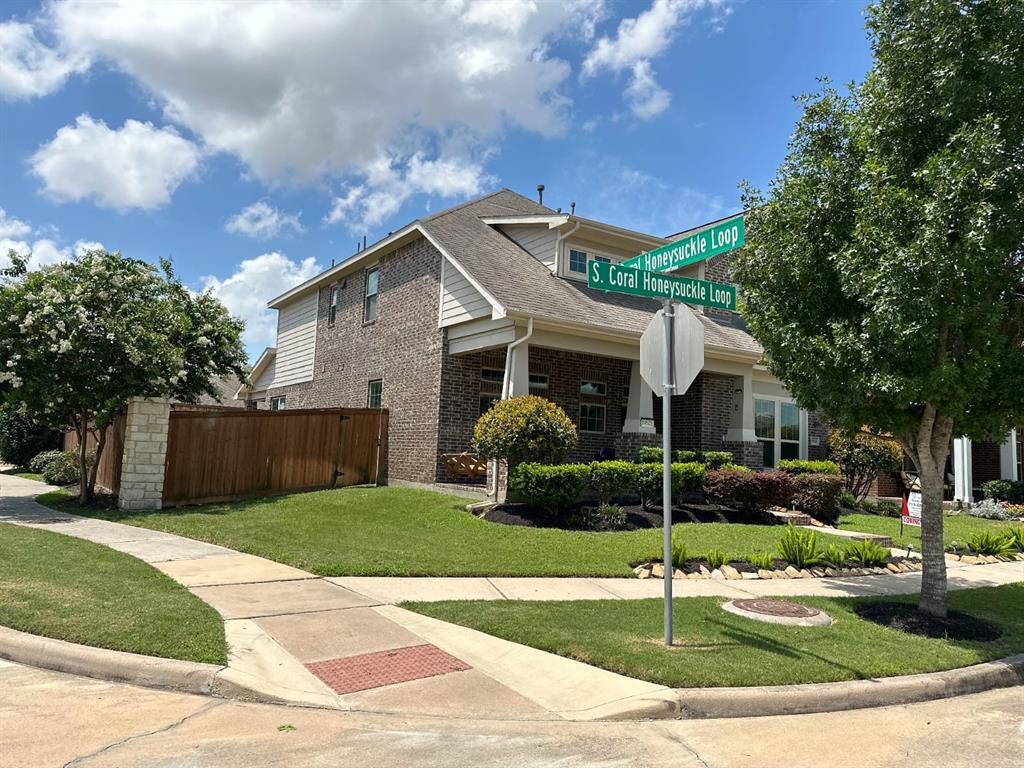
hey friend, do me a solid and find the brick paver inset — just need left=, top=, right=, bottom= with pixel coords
left=305, top=644, right=471, bottom=694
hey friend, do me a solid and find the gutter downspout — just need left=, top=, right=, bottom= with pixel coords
left=553, top=220, right=581, bottom=274
left=487, top=317, right=534, bottom=499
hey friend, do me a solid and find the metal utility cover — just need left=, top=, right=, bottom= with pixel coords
left=640, top=304, right=704, bottom=393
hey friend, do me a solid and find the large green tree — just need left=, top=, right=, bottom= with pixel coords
left=734, top=0, right=1024, bottom=617
left=0, top=250, right=247, bottom=503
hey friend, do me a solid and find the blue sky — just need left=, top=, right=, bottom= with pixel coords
left=0, top=0, right=872, bottom=361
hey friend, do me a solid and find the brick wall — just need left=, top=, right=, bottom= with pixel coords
left=267, top=237, right=445, bottom=483
left=807, top=411, right=830, bottom=461
left=972, top=441, right=1002, bottom=486
left=437, top=345, right=634, bottom=478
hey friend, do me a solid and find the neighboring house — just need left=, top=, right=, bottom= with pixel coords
left=235, top=188, right=1020, bottom=496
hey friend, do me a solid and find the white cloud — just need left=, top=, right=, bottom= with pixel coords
left=0, top=20, right=88, bottom=99
left=41, top=0, right=600, bottom=200
left=201, top=252, right=322, bottom=349
left=73, top=239, right=105, bottom=256
left=324, top=153, right=490, bottom=231
left=623, top=61, right=671, bottom=119
left=582, top=0, right=726, bottom=120
left=30, top=115, right=201, bottom=210
left=0, top=209, right=32, bottom=239
left=565, top=154, right=727, bottom=236
left=226, top=201, right=303, bottom=240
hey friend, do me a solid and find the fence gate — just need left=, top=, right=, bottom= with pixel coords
left=162, top=407, right=388, bottom=506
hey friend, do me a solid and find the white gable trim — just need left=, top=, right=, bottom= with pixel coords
left=235, top=346, right=276, bottom=399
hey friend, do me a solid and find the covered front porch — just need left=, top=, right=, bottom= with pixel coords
left=436, top=316, right=816, bottom=480
left=950, top=431, right=1022, bottom=503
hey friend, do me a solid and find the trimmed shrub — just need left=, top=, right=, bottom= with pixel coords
left=969, top=499, right=1010, bottom=520
left=509, top=463, right=589, bottom=515
left=638, top=446, right=664, bottom=463
left=472, top=396, right=578, bottom=464
left=635, top=462, right=705, bottom=509
left=777, top=459, right=839, bottom=475
left=778, top=526, right=821, bottom=568
left=701, top=451, right=735, bottom=470
left=703, top=469, right=794, bottom=512
left=790, top=473, right=843, bottom=518
left=827, top=430, right=902, bottom=500
left=589, top=461, right=638, bottom=506
left=41, top=450, right=93, bottom=486
left=720, top=462, right=752, bottom=473
left=981, top=479, right=1024, bottom=504
left=29, top=449, right=65, bottom=474
left=0, top=407, right=60, bottom=467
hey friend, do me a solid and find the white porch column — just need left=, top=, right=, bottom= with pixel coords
left=952, top=437, right=974, bottom=503
left=1000, top=429, right=1019, bottom=481
left=508, top=342, right=530, bottom=397
left=724, top=369, right=756, bottom=443
left=623, top=361, right=656, bottom=433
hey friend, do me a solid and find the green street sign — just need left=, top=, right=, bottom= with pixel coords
left=588, top=261, right=737, bottom=311
left=622, top=215, right=744, bottom=273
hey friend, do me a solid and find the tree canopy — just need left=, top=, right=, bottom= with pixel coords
left=734, top=0, right=1024, bottom=616
left=0, top=249, right=247, bottom=500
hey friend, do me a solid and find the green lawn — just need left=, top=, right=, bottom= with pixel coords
left=839, top=512, right=1016, bottom=549
left=0, top=467, right=44, bottom=482
left=0, top=522, right=226, bottom=664
left=406, top=584, right=1024, bottom=688
left=38, top=486, right=843, bottom=577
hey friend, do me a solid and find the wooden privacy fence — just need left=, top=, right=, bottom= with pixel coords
left=161, top=407, right=388, bottom=506
left=62, top=412, right=127, bottom=494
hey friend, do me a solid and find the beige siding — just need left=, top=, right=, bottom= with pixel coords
left=500, top=224, right=558, bottom=270
left=250, top=356, right=277, bottom=392
left=271, top=293, right=317, bottom=387
left=440, top=258, right=491, bottom=327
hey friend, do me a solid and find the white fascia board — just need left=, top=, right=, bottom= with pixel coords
left=564, top=216, right=669, bottom=247
left=480, top=215, right=569, bottom=227
left=268, top=223, right=420, bottom=308
left=234, top=347, right=276, bottom=398
left=418, top=226, right=505, bottom=319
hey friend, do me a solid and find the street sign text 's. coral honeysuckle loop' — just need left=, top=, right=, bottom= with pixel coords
left=587, top=261, right=737, bottom=311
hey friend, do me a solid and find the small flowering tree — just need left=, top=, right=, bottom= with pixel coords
left=0, top=249, right=246, bottom=503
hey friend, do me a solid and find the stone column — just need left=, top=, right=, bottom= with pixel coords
left=952, top=437, right=973, bottom=504
left=999, top=429, right=1019, bottom=481
left=118, top=397, right=171, bottom=511
left=622, top=360, right=656, bottom=434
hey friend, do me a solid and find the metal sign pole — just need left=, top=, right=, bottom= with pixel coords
left=662, top=299, right=675, bottom=647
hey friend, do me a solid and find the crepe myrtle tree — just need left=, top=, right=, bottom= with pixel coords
left=734, top=0, right=1024, bottom=617
left=0, top=249, right=247, bottom=503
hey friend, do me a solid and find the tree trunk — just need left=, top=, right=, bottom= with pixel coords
left=87, top=425, right=107, bottom=501
left=76, top=409, right=89, bottom=505
left=902, top=404, right=954, bottom=618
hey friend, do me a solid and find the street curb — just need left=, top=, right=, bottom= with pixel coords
left=596, top=654, right=1024, bottom=720
left=0, top=624, right=287, bottom=705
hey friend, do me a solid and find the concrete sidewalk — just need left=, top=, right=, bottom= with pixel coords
left=2, top=472, right=1021, bottom=722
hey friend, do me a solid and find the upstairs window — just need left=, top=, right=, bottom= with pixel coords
left=569, top=249, right=588, bottom=274
left=328, top=286, right=340, bottom=325
left=367, top=379, right=383, bottom=409
left=270, top=395, right=286, bottom=411
left=580, top=380, right=606, bottom=396
left=363, top=267, right=379, bottom=323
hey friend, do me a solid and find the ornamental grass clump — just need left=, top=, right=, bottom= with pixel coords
left=472, top=395, right=578, bottom=465
left=748, top=551, right=774, bottom=570
left=777, top=525, right=822, bottom=569
left=842, top=539, right=890, bottom=568
left=670, top=531, right=688, bottom=569
left=819, top=543, right=847, bottom=570
left=705, top=549, right=727, bottom=570
left=966, top=531, right=1015, bottom=557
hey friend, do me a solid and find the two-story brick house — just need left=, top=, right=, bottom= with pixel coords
left=235, top=188, right=1019, bottom=497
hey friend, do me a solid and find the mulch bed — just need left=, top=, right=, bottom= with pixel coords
left=481, top=498, right=770, bottom=531
left=853, top=602, right=1003, bottom=642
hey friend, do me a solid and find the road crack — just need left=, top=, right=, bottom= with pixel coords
left=63, top=699, right=223, bottom=767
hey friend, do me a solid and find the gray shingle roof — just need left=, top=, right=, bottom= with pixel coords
left=421, top=189, right=762, bottom=356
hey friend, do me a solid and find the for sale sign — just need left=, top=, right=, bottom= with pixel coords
left=902, top=492, right=922, bottom=527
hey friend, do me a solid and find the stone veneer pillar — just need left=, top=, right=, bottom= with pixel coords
left=118, top=397, right=171, bottom=511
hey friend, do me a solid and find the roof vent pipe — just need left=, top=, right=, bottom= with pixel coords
left=363, top=235, right=367, bottom=250
left=570, top=201, right=576, bottom=215
left=536, top=184, right=545, bottom=205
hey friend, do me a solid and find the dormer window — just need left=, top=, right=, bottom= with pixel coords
left=569, top=249, right=611, bottom=276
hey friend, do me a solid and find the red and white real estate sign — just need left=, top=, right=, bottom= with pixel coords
left=902, top=492, right=922, bottom=527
